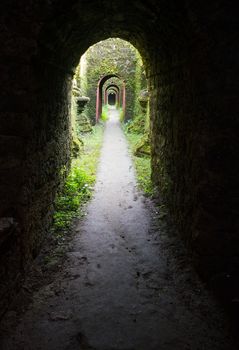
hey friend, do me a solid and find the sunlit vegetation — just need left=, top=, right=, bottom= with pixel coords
left=101, top=105, right=109, bottom=122
left=125, top=114, right=146, bottom=134
left=125, top=130, right=154, bottom=197
left=119, top=107, right=125, bottom=122
left=75, top=38, right=146, bottom=123
left=52, top=125, right=104, bottom=237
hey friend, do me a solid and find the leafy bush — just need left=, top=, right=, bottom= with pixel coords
left=53, top=167, right=94, bottom=230
left=101, top=105, right=109, bottom=122
left=53, top=124, right=104, bottom=233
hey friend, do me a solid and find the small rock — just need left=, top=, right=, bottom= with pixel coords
left=49, top=312, right=70, bottom=321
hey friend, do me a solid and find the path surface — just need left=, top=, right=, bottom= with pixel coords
left=1, top=109, right=237, bottom=349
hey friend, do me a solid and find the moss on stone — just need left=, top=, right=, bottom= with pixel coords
left=126, top=115, right=146, bottom=134
left=71, top=137, right=84, bottom=158
left=134, top=134, right=151, bottom=157
left=77, top=114, right=93, bottom=133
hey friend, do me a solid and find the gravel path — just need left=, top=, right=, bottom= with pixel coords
left=1, top=109, right=237, bottom=350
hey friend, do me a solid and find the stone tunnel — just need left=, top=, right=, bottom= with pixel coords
left=0, top=0, right=238, bottom=318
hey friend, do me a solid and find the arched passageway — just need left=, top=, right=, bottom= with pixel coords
left=108, top=92, right=116, bottom=105
left=96, top=74, right=125, bottom=122
left=0, top=0, right=238, bottom=321
left=105, top=84, right=120, bottom=106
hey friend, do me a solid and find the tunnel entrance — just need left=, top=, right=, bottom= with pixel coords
left=108, top=92, right=116, bottom=106
left=0, top=0, right=238, bottom=320
left=105, top=85, right=120, bottom=108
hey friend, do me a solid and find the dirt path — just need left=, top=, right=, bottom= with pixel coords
left=1, top=109, right=237, bottom=349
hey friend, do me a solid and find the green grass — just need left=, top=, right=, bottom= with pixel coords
left=119, top=107, right=125, bottom=122
left=52, top=125, right=104, bottom=235
left=125, top=131, right=154, bottom=197
left=74, top=124, right=104, bottom=178
left=100, top=105, right=109, bottom=122
left=53, top=167, right=94, bottom=231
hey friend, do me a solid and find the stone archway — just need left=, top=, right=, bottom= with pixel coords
left=0, top=0, right=238, bottom=315
left=96, top=74, right=126, bottom=122
left=105, top=84, right=120, bottom=106
left=107, top=91, right=116, bottom=105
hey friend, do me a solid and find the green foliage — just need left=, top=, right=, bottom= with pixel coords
left=53, top=167, right=94, bottom=230
left=78, top=38, right=146, bottom=123
left=124, top=114, right=145, bottom=133
left=134, top=156, right=154, bottom=196
left=125, top=130, right=154, bottom=197
left=134, top=134, right=150, bottom=157
left=76, top=124, right=104, bottom=176
left=133, top=51, right=146, bottom=118
left=52, top=125, right=104, bottom=235
left=101, top=105, right=109, bottom=122
left=119, top=107, right=125, bottom=122
left=71, top=136, right=83, bottom=158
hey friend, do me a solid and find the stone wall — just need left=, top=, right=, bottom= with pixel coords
left=0, top=61, right=72, bottom=316
left=149, top=2, right=239, bottom=279
left=0, top=0, right=238, bottom=317
left=0, top=1, right=73, bottom=316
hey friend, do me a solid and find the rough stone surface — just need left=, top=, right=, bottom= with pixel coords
left=134, top=135, right=151, bottom=157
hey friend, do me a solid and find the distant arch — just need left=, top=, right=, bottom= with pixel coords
left=96, top=73, right=126, bottom=122
left=108, top=91, right=116, bottom=105
left=105, top=84, right=120, bottom=105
